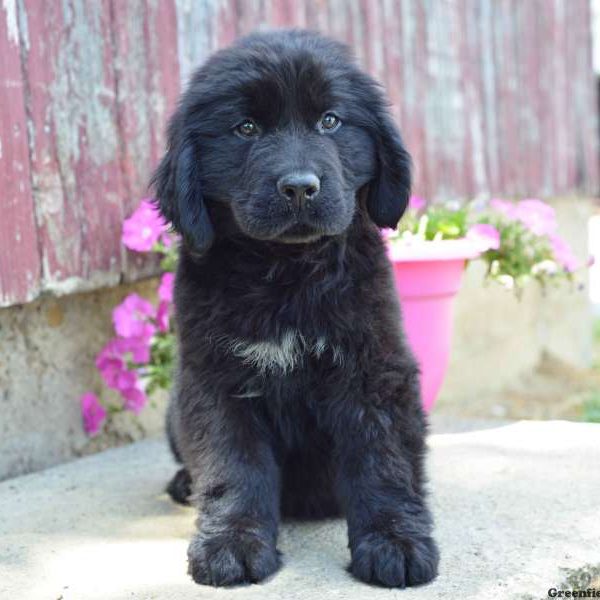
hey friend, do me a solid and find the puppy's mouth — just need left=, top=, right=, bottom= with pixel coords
left=275, top=223, right=324, bottom=244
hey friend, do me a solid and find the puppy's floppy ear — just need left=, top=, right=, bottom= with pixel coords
left=151, top=126, right=214, bottom=253
left=366, top=111, right=412, bottom=229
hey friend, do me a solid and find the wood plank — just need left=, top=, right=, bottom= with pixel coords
left=303, top=0, right=328, bottom=32
left=460, top=0, right=488, bottom=196
left=109, top=0, right=180, bottom=280
left=265, top=0, right=297, bottom=27
left=0, top=0, right=41, bottom=306
left=478, top=0, right=501, bottom=196
left=403, top=0, right=429, bottom=199
left=19, top=0, right=126, bottom=294
left=566, top=0, right=600, bottom=194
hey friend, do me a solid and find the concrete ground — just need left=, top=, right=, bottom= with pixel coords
left=1, top=420, right=599, bottom=600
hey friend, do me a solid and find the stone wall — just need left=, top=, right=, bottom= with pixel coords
left=0, top=280, right=167, bottom=481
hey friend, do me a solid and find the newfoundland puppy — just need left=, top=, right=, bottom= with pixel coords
left=152, top=30, right=439, bottom=589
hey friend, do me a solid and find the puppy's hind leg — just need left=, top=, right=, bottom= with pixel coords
left=165, top=399, right=192, bottom=505
left=167, top=468, right=192, bottom=506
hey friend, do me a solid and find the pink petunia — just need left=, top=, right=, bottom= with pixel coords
left=489, top=198, right=517, bottom=220
left=121, top=384, right=148, bottom=414
left=549, top=233, right=579, bottom=272
left=160, top=231, right=177, bottom=248
left=409, top=195, right=426, bottom=212
left=119, top=336, right=152, bottom=364
left=80, top=392, right=107, bottom=436
left=156, top=301, right=170, bottom=333
left=158, top=272, right=175, bottom=303
left=113, top=294, right=157, bottom=339
left=96, top=338, right=146, bottom=391
left=114, top=369, right=139, bottom=393
left=96, top=332, right=152, bottom=392
left=96, top=339, right=127, bottom=389
left=122, top=199, right=167, bottom=252
left=466, top=224, right=501, bottom=252
left=515, top=199, right=557, bottom=236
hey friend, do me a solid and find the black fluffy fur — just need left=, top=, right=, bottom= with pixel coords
left=152, top=30, right=439, bottom=589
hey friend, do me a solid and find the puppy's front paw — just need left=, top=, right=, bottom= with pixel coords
left=349, top=531, right=439, bottom=588
left=188, top=529, right=280, bottom=586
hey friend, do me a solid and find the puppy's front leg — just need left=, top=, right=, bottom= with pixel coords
left=334, top=364, right=439, bottom=588
left=185, top=395, right=281, bottom=586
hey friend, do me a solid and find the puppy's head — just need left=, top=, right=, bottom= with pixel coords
left=152, top=30, right=411, bottom=252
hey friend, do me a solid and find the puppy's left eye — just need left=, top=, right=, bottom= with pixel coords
left=234, top=119, right=260, bottom=138
left=317, top=113, right=341, bottom=133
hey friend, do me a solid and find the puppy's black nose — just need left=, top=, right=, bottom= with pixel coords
left=277, top=172, right=320, bottom=208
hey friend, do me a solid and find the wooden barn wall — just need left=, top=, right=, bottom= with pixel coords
left=0, top=0, right=598, bottom=306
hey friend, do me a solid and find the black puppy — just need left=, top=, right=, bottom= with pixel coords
left=152, top=30, right=439, bottom=589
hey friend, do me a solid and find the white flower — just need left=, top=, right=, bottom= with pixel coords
left=490, top=260, right=501, bottom=276
left=497, top=274, right=515, bottom=289
left=416, top=215, right=429, bottom=240
left=531, top=260, right=559, bottom=276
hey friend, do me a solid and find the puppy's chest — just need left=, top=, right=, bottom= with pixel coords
left=216, top=329, right=344, bottom=375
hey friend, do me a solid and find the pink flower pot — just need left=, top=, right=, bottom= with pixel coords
left=388, top=240, right=480, bottom=412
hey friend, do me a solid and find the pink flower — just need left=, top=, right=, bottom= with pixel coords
left=80, top=392, right=107, bottom=436
left=466, top=224, right=501, bottom=252
left=94, top=338, right=149, bottom=413
left=156, top=301, right=170, bottom=333
left=549, top=234, right=579, bottom=272
left=119, top=336, right=152, bottom=364
left=491, top=198, right=558, bottom=237
left=96, top=339, right=127, bottom=388
left=111, top=367, right=146, bottom=412
left=515, top=199, right=557, bottom=236
left=96, top=356, right=127, bottom=389
left=96, top=335, right=152, bottom=393
left=121, top=384, right=147, bottom=414
left=113, top=294, right=157, bottom=339
left=122, top=199, right=167, bottom=252
left=96, top=338, right=147, bottom=390
left=114, top=369, right=138, bottom=392
left=158, top=272, right=175, bottom=303
left=490, top=198, right=517, bottom=220
left=160, top=231, right=176, bottom=248
left=409, top=195, right=426, bottom=212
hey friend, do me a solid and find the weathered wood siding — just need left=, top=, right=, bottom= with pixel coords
left=0, top=0, right=40, bottom=305
left=0, top=0, right=598, bottom=306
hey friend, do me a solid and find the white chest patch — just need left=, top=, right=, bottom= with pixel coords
left=216, top=330, right=342, bottom=373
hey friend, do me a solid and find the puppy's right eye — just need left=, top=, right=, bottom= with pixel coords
left=234, top=119, right=260, bottom=138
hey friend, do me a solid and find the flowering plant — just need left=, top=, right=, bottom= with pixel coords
left=80, top=200, right=178, bottom=436
left=386, top=196, right=584, bottom=293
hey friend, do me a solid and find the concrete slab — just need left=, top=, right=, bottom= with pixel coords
left=1, top=420, right=599, bottom=600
